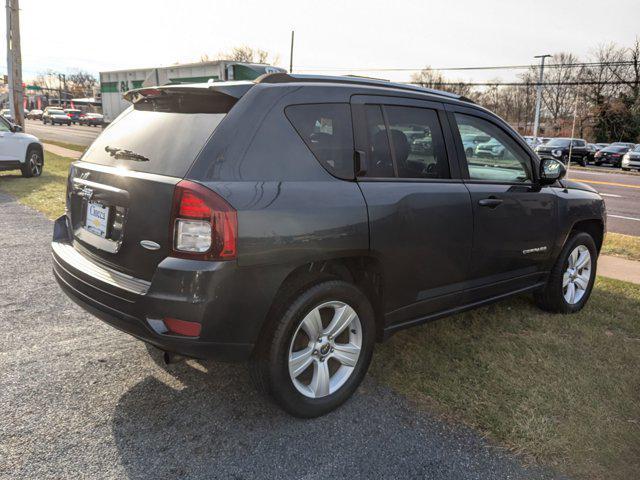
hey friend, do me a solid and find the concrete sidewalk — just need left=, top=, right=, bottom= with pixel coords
left=43, top=142, right=83, bottom=159
left=598, top=254, right=640, bottom=284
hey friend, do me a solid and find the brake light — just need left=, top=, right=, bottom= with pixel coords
left=612, top=153, right=621, bottom=157
left=170, top=180, right=237, bottom=260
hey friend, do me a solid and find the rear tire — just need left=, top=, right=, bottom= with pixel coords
left=535, top=232, right=597, bottom=314
left=251, top=280, right=375, bottom=418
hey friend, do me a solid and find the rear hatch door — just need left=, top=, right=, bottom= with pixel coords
left=66, top=88, right=240, bottom=280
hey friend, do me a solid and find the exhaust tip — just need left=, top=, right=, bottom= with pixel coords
left=162, top=351, right=184, bottom=365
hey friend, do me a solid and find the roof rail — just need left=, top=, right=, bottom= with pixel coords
left=255, top=73, right=468, bottom=101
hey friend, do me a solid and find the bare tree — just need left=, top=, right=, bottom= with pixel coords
left=66, top=70, right=98, bottom=97
left=411, top=66, right=474, bottom=97
left=541, top=52, right=579, bottom=130
left=203, top=46, right=279, bottom=65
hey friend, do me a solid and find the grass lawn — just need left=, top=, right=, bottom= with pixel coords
left=0, top=151, right=72, bottom=219
left=41, top=140, right=87, bottom=153
left=371, top=277, right=640, bottom=480
left=602, top=232, right=640, bottom=262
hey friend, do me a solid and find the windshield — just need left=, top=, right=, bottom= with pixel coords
left=81, top=108, right=226, bottom=177
left=545, top=139, right=571, bottom=147
left=604, top=146, right=628, bottom=152
left=49, top=110, right=65, bottom=115
left=634, top=145, right=640, bottom=152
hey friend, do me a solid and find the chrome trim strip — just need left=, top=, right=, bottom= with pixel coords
left=52, top=241, right=150, bottom=295
left=73, top=161, right=181, bottom=185
left=72, top=177, right=125, bottom=194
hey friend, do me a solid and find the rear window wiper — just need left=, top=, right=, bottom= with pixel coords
left=105, top=145, right=149, bottom=162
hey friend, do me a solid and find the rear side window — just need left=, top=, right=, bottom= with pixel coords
left=360, top=104, right=450, bottom=179
left=285, top=103, right=354, bottom=179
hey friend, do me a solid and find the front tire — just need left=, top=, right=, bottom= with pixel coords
left=21, top=146, right=43, bottom=178
left=535, top=232, right=597, bottom=314
left=251, top=280, right=375, bottom=418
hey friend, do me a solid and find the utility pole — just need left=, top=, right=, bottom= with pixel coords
left=5, top=0, right=24, bottom=127
left=58, top=73, right=66, bottom=107
left=289, top=30, right=295, bottom=74
left=532, top=54, right=551, bottom=140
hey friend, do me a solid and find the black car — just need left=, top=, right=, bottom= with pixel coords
left=594, top=145, right=632, bottom=167
left=52, top=74, right=606, bottom=417
left=535, top=138, right=590, bottom=166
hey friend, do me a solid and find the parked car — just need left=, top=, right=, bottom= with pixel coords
left=621, top=144, right=640, bottom=171
left=0, top=115, right=44, bottom=177
left=1, top=108, right=14, bottom=122
left=594, top=143, right=609, bottom=151
left=475, top=138, right=506, bottom=158
left=594, top=145, right=632, bottom=167
left=78, top=112, right=103, bottom=127
left=585, top=143, right=598, bottom=162
left=610, top=142, right=636, bottom=149
left=51, top=74, right=606, bottom=418
left=26, top=109, right=44, bottom=120
left=64, top=109, right=83, bottom=124
left=461, top=133, right=491, bottom=157
left=42, top=107, right=71, bottom=126
left=535, top=138, right=589, bottom=166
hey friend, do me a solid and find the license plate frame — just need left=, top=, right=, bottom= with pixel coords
left=84, top=201, right=111, bottom=238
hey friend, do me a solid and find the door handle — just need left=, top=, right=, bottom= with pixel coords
left=478, top=197, right=503, bottom=208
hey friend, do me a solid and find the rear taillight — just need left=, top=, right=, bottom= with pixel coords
left=170, top=180, right=237, bottom=260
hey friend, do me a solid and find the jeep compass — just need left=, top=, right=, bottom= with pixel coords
left=52, top=74, right=606, bottom=417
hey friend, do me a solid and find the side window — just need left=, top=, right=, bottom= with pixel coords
left=360, top=104, right=449, bottom=179
left=455, top=113, right=533, bottom=184
left=285, top=103, right=354, bottom=179
left=0, top=119, right=10, bottom=132
left=385, top=106, right=449, bottom=179
left=362, top=105, right=394, bottom=178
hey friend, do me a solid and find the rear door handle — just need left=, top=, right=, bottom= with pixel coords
left=478, top=197, right=503, bottom=208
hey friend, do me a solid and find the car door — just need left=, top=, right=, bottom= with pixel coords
left=351, top=95, right=473, bottom=328
left=0, top=117, right=20, bottom=162
left=447, top=106, right=557, bottom=301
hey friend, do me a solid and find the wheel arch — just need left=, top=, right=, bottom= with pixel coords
left=254, top=255, right=387, bottom=354
left=570, top=218, right=604, bottom=253
left=26, top=142, right=43, bottom=161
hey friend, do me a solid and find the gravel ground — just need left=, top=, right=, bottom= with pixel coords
left=0, top=192, right=564, bottom=480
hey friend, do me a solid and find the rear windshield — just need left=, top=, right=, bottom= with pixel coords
left=546, top=139, right=570, bottom=147
left=81, top=108, right=226, bottom=177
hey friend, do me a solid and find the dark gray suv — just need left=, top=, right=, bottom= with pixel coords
left=52, top=74, right=606, bottom=417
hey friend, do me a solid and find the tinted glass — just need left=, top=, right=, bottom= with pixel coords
left=455, top=113, right=532, bottom=183
left=546, top=138, right=571, bottom=147
left=285, top=103, right=354, bottom=179
left=571, top=140, right=586, bottom=147
left=384, top=106, right=449, bottom=179
left=361, top=105, right=394, bottom=177
left=82, top=108, right=226, bottom=177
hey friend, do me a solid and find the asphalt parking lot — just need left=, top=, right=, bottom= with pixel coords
left=0, top=192, right=562, bottom=480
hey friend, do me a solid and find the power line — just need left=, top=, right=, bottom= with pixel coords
left=296, top=61, right=637, bottom=73
left=410, top=80, right=638, bottom=87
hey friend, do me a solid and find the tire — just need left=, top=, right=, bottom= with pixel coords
left=535, top=232, right=597, bottom=314
left=594, top=161, right=601, bottom=166
left=251, top=280, right=375, bottom=418
left=622, top=167, right=631, bottom=171
left=21, top=146, right=44, bottom=178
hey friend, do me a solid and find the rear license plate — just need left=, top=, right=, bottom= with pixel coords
left=85, top=202, right=110, bottom=238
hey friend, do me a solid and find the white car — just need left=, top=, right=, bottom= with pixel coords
left=0, top=116, right=44, bottom=177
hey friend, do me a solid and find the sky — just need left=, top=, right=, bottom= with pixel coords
left=2, top=0, right=639, bottom=83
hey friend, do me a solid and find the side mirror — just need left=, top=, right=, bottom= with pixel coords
left=11, top=124, right=22, bottom=133
left=539, top=158, right=566, bottom=185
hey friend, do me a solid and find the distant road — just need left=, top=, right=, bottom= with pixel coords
left=569, top=168, right=640, bottom=236
left=24, top=119, right=101, bottom=146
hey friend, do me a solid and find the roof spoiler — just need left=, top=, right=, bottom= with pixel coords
left=123, top=81, right=253, bottom=103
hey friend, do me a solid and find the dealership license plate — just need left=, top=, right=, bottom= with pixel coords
left=85, top=202, right=110, bottom=238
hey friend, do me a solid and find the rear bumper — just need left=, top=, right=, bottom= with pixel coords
left=51, top=214, right=268, bottom=362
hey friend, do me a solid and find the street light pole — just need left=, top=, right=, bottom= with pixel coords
left=289, top=30, right=295, bottom=74
left=532, top=54, right=551, bottom=140
left=5, top=0, right=24, bottom=127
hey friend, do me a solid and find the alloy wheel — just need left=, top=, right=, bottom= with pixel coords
left=563, top=245, right=591, bottom=304
left=29, top=152, right=43, bottom=176
left=288, top=301, right=362, bottom=399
